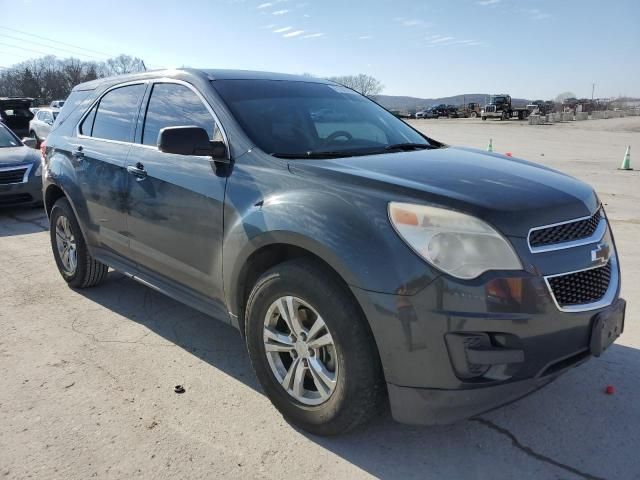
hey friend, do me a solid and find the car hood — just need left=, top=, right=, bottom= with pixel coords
left=0, top=146, right=40, bottom=167
left=289, top=146, right=598, bottom=237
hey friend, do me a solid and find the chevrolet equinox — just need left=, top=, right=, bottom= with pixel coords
left=43, top=69, right=626, bottom=435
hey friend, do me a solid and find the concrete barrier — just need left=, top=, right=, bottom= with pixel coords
left=546, top=114, right=554, bottom=123
left=591, top=111, right=604, bottom=119
left=528, top=115, right=542, bottom=125
left=575, top=112, right=588, bottom=121
left=561, top=112, right=574, bottom=122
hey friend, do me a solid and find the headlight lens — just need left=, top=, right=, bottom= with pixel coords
left=389, top=202, right=522, bottom=279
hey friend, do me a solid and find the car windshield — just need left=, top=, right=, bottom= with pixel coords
left=211, top=79, right=431, bottom=158
left=0, top=126, right=20, bottom=148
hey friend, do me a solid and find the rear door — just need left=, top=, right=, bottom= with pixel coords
left=73, top=82, right=147, bottom=259
left=125, top=80, right=228, bottom=306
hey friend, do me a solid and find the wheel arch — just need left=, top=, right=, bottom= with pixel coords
left=229, top=235, right=360, bottom=337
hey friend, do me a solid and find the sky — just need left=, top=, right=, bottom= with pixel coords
left=0, top=0, right=638, bottom=99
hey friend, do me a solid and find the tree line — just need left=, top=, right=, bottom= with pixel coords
left=0, top=53, right=385, bottom=104
left=0, top=54, right=145, bottom=104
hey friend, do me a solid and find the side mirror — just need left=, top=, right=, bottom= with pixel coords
left=158, top=126, right=228, bottom=161
left=22, top=137, right=37, bottom=149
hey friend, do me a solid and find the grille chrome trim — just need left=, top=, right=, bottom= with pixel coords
left=528, top=208, right=605, bottom=253
left=544, top=255, right=618, bottom=313
left=0, top=164, right=33, bottom=184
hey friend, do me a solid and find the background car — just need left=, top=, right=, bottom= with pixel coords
left=29, top=107, right=59, bottom=146
left=49, top=100, right=66, bottom=109
left=0, top=97, right=35, bottom=138
left=0, top=122, right=42, bottom=207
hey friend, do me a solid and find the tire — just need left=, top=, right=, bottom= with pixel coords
left=470, top=111, right=478, bottom=118
left=245, top=259, right=385, bottom=435
left=482, top=116, right=487, bottom=121
left=49, top=198, right=108, bottom=288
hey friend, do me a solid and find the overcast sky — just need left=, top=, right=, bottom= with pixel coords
left=1, top=0, right=638, bottom=99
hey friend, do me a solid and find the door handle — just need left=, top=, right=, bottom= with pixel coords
left=72, top=146, right=84, bottom=160
left=127, top=162, right=147, bottom=181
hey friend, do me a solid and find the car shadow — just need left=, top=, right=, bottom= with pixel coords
left=0, top=206, right=48, bottom=237
left=77, top=271, right=640, bottom=479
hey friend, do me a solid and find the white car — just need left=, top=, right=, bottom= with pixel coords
left=50, top=100, right=66, bottom=109
left=28, top=107, right=59, bottom=146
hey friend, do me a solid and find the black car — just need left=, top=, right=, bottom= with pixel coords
left=0, top=97, right=35, bottom=138
left=0, top=123, right=43, bottom=207
left=42, top=69, right=625, bottom=435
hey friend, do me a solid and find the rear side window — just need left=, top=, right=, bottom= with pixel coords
left=142, top=83, right=221, bottom=146
left=90, top=84, right=145, bottom=142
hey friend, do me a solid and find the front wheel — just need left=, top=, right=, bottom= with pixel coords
left=470, top=111, right=478, bottom=118
left=245, top=260, right=385, bottom=435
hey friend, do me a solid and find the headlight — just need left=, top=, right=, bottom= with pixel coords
left=388, top=202, right=522, bottom=279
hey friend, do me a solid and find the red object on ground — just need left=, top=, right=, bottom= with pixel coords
left=505, top=152, right=513, bottom=157
left=605, top=385, right=615, bottom=395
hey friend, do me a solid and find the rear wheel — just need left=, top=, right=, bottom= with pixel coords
left=245, top=259, right=385, bottom=435
left=470, top=111, right=478, bottom=118
left=49, top=198, right=108, bottom=288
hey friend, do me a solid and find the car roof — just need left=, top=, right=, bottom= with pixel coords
left=72, top=68, right=333, bottom=92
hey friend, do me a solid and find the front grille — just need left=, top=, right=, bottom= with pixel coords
left=530, top=209, right=601, bottom=248
left=0, top=193, right=33, bottom=205
left=548, top=261, right=611, bottom=307
left=0, top=167, right=28, bottom=184
left=485, top=105, right=496, bottom=113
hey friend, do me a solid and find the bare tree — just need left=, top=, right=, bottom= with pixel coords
left=104, top=54, right=145, bottom=76
left=0, top=54, right=147, bottom=103
left=326, top=74, right=384, bottom=97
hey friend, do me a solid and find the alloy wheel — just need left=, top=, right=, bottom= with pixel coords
left=263, top=296, right=338, bottom=405
left=55, top=215, right=77, bottom=275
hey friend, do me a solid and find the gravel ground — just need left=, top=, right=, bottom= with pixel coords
left=1, top=116, right=639, bottom=480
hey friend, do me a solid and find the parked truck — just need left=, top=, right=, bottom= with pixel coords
left=458, top=102, right=482, bottom=118
left=481, top=94, right=531, bottom=121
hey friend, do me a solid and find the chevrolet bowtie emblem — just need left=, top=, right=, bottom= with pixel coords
left=591, top=242, right=611, bottom=266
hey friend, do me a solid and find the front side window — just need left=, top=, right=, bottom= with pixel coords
left=90, top=84, right=145, bottom=142
left=211, top=79, right=430, bottom=157
left=142, top=83, right=220, bottom=146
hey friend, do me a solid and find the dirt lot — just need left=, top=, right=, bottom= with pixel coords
left=1, top=117, right=639, bottom=480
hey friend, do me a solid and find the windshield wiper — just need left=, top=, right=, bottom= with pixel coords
left=271, top=151, right=366, bottom=159
left=383, top=143, right=433, bottom=151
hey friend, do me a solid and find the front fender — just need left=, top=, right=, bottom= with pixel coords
left=223, top=173, right=436, bottom=316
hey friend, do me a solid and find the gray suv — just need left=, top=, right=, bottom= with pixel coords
left=42, top=69, right=625, bottom=435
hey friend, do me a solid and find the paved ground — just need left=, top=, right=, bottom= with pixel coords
left=1, top=116, right=639, bottom=480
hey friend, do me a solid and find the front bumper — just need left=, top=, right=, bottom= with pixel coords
left=351, top=265, right=624, bottom=425
left=0, top=167, right=43, bottom=207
